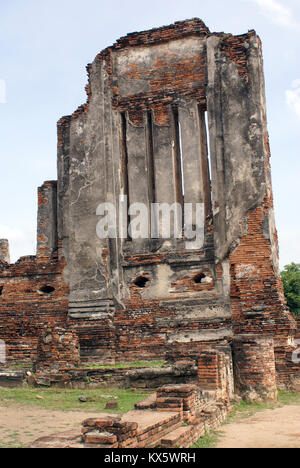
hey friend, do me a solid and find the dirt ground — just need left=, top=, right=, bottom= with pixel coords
left=0, top=404, right=117, bottom=448
left=1, top=403, right=300, bottom=448
left=215, top=405, right=300, bottom=448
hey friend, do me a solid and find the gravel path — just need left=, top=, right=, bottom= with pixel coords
left=216, top=405, right=300, bottom=448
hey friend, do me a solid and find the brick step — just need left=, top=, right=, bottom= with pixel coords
left=120, top=410, right=182, bottom=448
left=146, top=421, right=183, bottom=448
left=160, top=423, right=205, bottom=449
left=160, top=425, right=193, bottom=448
left=134, top=393, right=157, bottom=410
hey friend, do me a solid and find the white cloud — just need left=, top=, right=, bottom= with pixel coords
left=252, top=0, right=296, bottom=27
left=286, top=80, right=300, bottom=119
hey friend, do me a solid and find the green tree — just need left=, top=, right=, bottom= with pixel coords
left=281, top=263, right=300, bottom=318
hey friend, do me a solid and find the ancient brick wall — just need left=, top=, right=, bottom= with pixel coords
left=0, top=18, right=298, bottom=396
left=228, top=188, right=297, bottom=389
left=66, top=316, right=116, bottom=364
left=0, top=255, right=68, bottom=365
left=0, top=177, right=69, bottom=366
left=232, top=335, right=278, bottom=401
left=35, top=326, right=80, bottom=372
left=229, top=201, right=295, bottom=324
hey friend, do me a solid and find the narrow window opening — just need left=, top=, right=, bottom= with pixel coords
left=120, top=112, right=131, bottom=240
left=204, top=111, right=212, bottom=182
left=198, top=106, right=212, bottom=218
left=146, top=110, right=156, bottom=238
left=40, top=285, right=55, bottom=294
left=178, top=120, right=185, bottom=198
left=134, top=276, right=150, bottom=288
left=146, top=110, right=156, bottom=205
left=172, top=106, right=184, bottom=211
left=0, top=286, right=3, bottom=296
left=193, top=273, right=206, bottom=284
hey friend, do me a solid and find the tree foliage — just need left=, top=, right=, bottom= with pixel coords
left=281, top=263, right=300, bottom=318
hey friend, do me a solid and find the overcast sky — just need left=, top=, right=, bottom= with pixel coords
left=0, top=0, right=299, bottom=267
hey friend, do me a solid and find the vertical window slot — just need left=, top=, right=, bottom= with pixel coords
left=204, top=111, right=212, bottom=183
left=171, top=106, right=184, bottom=208
left=198, top=106, right=212, bottom=218
left=146, top=110, right=156, bottom=238
left=120, top=112, right=131, bottom=239
left=146, top=110, right=156, bottom=205
left=120, top=112, right=129, bottom=198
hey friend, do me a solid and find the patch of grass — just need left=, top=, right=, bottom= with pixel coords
left=0, top=387, right=151, bottom=414
left=83, top=360, right=165, bottom=370
left=191, top=430, right=223, bottom=448
left=277, top=390, right=300, bottom=406
left=226, top=399, right=277, bottom=423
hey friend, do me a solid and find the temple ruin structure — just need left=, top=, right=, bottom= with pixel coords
left=0, top=19, right=299, bottom=401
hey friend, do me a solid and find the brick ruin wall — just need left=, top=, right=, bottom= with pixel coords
left=0, top=255, right=68, bottom=365
left=0, top=19, right=299, bottom=397
left=232, top=335, right=278, bottom=401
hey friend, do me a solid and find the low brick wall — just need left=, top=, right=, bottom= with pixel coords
left=29, top=361, right=197, bottom=389
left=30, top=382, right=232, bottom=449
